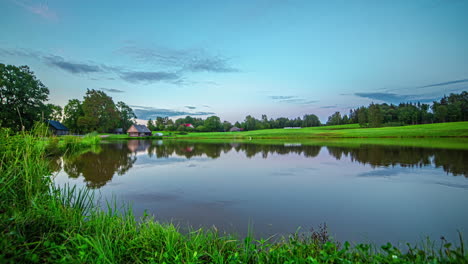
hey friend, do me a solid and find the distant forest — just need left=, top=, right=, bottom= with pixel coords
left=1, top=63, right=467, bottom=133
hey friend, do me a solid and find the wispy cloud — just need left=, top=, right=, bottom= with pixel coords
left=269, top=95, right=296, bottom=100
left=419, top=78, right=468, bottom=88
left=320, top=105, right=337, bottom=109
left=130, top=105, right=215, bottom=119
left=354, top=92, right=439, bottom=104
left=11, top=0, right=58, bottom=21
left=118, top=46, right=239, bottom=73
left=269, top=95, right=319, bottom=105
left=118, top=71, right=180, bottom=83
left=100, top=88, right=125, bottom=93
left=185, top=106, right=196, bottom=110
left=45, top=56, right=102, bottom=74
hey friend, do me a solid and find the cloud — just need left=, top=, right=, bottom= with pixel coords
left=45, top=56, right=102, bottom=74
left=419, top=79, right=468, bottom=88
left=118, top=46, right=239, bottom=73
left=100, top=88, right=125, bottom=93
left=118, top=71, right=180, bottom=83
left=185, top=106, right=196, bottom=110
left=130, top=105, right=215, bottom=119
left=185, top=57, right=239, bottom=73
left=320, top=105, right=337, bottom=109
left=354, top=92, right=440, bottom=104
left=11, top=0, right=58, bottom=21
left=269, top=95, right=319, bottom=105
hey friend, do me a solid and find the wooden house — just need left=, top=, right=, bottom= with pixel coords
left=47, top=120, right=69, bottom=136
left=127, top=124, right=152, bottom=137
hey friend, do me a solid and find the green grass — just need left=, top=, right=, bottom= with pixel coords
left=165, top=122, right=468, bottom=140
left=1, top=128, right=468, bottom=263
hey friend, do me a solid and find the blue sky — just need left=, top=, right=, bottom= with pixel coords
left=1, top=0, right=467, bottom=123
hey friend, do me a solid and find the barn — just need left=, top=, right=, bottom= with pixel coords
left=127, top=124, right=152, bottom=137
left=47, top=120, right=69, bottom=136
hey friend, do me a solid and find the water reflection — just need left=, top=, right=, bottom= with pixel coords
left=54, top=140, right=467, bottom=188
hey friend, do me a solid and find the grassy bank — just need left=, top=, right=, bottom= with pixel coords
left=165, top=122, right=468, bottom=140
left=1, top=131, right=467, bottom=263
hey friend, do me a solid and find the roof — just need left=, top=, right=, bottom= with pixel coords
left=129, top=124, right=151, bottom=133
left=47, top=120, right=68, bottom=130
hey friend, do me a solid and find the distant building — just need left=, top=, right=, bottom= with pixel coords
left=182, top=123, right=194, bottom=128
left=127, top=124, right=152, bottom=137
left=229, top=126, right=242, bottom=132
left=47, top=120, right=69, bottom=136
left=114, top=128, right=123, bottom=134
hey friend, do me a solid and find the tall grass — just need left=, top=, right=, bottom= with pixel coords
left=1, top=128, right=467, bottom=263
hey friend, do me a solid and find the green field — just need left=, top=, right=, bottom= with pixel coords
left=164, top=122, right=468, bottom=140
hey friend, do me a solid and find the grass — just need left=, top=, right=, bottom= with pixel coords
left=164, top=122, right=468, bottom=140
left=1, top=127, right=468, bottom=263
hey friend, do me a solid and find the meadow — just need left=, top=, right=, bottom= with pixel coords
left=165, top=122, right=468, bottom=140
left=1, top=126, right=468, bottom=263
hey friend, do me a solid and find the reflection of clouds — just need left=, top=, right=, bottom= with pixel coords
left=433, top=182, right=468, bottom=190
left=357, top=168, right=409, bottom=178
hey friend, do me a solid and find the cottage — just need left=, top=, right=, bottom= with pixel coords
left=47, top=120, right=69, bottom=136
left=127, top=124, right=152, bottom=137
left=229, top=126, right=242, bottom=132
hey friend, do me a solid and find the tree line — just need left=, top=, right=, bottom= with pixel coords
left=147, top=114, right=321, bottom=132
left=326, top=91, right=468, bottom=127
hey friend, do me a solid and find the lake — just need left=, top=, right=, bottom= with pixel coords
left=52, top=140, right=468, bottom=246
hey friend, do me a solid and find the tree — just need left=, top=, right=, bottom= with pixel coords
left=116, top=101, right=136, bottom=130
left=147, top=119, right=156, bottom=131
left=0, top=64, right=49, bottom=131
left=357, top=107, right=368, bottom=127
left=204, top=116, right=222, bottom=132
left=78, top=89, right=119, bottom=133
left=223, top=121, right=232, bottom=132
left=302, top=114, right=320, bottom=127
left=63, top=99, right=83, bottom=133
left=44, top=104, right=63, bottom=121
left=368, top=103, right=383, bottom=128
left=326, top=112, right=342, bottom=126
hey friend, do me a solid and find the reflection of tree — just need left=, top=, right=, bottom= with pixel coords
left=58, top=141, right=467, bottom=189
left=63, top=143, right=136, bottom=188
left=326, top=145, right=467, bottom=177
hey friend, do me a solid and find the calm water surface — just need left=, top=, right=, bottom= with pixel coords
left=52, top=140, right=468, bottom=245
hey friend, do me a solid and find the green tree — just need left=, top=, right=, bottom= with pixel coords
left=368, top=103, right=383, bottom=128
left=63, top=99, right=83, bottom=133
left=326, top=112, right=342, bottom=126
left=44, top=104, right=63, bottom=121
left=147, top=119, right=156, bottom=131
left=302, top=114, right=321, bottom=127
left=116, top=101, right=136, bottom=130
left=78, top=89, right=119, bottom=133
left=357, top=107, right=368, bottom=127
left=204, top=116, right=222, bottom=132
left=223, top=121, right=232, bottom=131
left=0, top=64, right=49, bottom=131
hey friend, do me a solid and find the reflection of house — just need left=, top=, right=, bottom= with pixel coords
left=229, top=126, right=241, bottom=132
left=127, top=124, right=152, bottom=137
left=47, top=120, right=69, bottom=135
left=127, top=140, right=151, bottom=153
